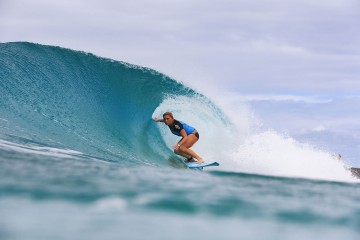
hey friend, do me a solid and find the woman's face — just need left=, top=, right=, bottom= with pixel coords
left=163, top=115, right=174, bottom=126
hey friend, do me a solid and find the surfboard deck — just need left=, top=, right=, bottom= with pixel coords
left=184, top=161, right=220, bottom=169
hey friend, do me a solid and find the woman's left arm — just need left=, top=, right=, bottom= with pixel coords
left=173, top=130, right=187, bottom=150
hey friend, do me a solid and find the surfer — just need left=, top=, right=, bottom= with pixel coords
left=153, top=112, right=204, bottom=164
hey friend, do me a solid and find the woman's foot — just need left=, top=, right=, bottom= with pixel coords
left=184, top=157, right=196, bottom=163
left=196, top=158, right=204, bottom=164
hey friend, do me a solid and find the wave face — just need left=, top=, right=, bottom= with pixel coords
left=0, top=42, right=219, bottom=165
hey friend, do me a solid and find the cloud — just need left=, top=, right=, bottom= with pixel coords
left=243, top=95, right=360, bottom=136
left=312, top=126, right=327, bottom=132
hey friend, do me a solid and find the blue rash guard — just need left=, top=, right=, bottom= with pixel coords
left=169, top=119, right=195, bottom=136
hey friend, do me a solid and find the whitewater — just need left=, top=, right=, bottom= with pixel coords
left=1, top=42, right=359, bottom=240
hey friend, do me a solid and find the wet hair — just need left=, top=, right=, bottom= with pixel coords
left=162, top=112, right=173, bottom=119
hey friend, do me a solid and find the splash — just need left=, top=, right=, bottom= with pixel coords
left=153, top=95, right=354, bottom=182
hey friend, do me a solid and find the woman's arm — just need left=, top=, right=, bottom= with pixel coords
left=173, top=129, right=187, bottom=150
left=152, top=117, right=164, bottom=123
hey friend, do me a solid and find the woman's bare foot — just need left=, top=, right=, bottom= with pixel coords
left=196, top=158, right=204, bottom=164
left=184, top=157, right=196, bottom=163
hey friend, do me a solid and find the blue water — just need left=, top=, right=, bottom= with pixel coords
left=1, top=42, right=359, bottom=239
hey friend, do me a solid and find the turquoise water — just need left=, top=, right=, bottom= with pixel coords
left=1, top=42, right=359, bottom=239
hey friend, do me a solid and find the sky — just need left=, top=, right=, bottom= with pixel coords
left=1, top=0, right=359, bottom=164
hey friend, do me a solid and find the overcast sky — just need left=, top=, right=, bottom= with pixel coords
left=1, top=0, right=359, bottom=96
left=1, top=0, right=359, bottom=163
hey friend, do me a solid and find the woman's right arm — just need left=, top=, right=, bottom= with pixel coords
left=152, top=117, right=164, bottom=123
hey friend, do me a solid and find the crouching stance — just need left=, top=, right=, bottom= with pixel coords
left=153, top=112, right=204, bottom=164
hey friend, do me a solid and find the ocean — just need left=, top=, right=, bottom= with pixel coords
left=0, top=42, right=359, bottom=239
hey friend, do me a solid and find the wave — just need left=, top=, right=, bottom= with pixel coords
left=0, top=42, right=355, bottom=181
left=0, top=42, right=204, bottom=165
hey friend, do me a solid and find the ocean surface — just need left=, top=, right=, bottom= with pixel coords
left=0, top=42, right=359, bottom=239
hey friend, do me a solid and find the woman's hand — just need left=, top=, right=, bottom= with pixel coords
left=173, top=144, right=180, bottom=151
left=152, top=117, right=164, bottom=122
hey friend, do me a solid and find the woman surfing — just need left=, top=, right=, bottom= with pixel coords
left=153, top=112, right=204, bottom=164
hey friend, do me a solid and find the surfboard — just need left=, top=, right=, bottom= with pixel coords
left=184, top=161, right=220, bottom=169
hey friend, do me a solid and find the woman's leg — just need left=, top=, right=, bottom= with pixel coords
left=176, top=134, right=204, bottom=163
left=174, top=148, right=192, bottom=159
left=173, top=137, right=192, bottom=159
